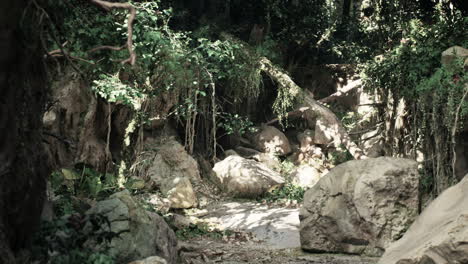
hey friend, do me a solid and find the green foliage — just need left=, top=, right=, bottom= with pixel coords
left=217, top=113, right=257, bottom=136
left=92, top=74, right=143, bottom=109
left=31, top=214, right=117, bottom=264
left=362, top=14, right=467, bottom=193
left=279, top=160, right=296, bottom=176
left=328, top=147, right=354, bottom=166
left=260, top=182, right=305, bottom=204
left=362, top=17, right=467, bottom=98
left=174, top=223, right=233, bottom=241
left=51, top=168, right=119, bottom=204
left=264, top=0, right=329, bottom=46
left=419, top=168, right=434, bottom=194
left=258, top=160, right=305, bottom=203
left=416, top=59, right=468, bottom=131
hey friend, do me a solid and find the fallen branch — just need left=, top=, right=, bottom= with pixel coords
left=89, top=0, right=137, bottom=65
left=259, top=57, right=367, bottom=160
left=318, top=79, right=362, bottom=104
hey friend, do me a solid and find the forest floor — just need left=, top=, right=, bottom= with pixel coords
left=178, top=200, right=379, bottom=264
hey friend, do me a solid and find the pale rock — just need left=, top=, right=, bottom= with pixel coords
left=86, top=190, right=178, bottom=263
left=128, top=256, right=168, bottom=264
left=441, top=46, right=468, bottom=66
left=379, top=174, right=468, bottom=264
left=146, top=140, right=200, bottom=208
left=314, top=121, right=333, bottom=145
left=162, top=177, right=197, bottom=209
left=252, top=153, right=282, bottom=171
left=212, top=156, right=285, bottom=198
left=361, top=129, right=385, bottom=158
left=252, top=126, right=291, bottom=155
left=42, top=110, right=57, bottom=128
left=289, top=165, right=321, bottom=188
left=300, top=157, right=419, bottom=256
left=223, top=149, right=239, bottom=157
left=169, top=214, right=193, bottom=230
left=297, top=129, right=315, bottom=151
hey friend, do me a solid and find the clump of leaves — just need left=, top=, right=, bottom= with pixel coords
left=217, top=112, right=257, bottom=137
left=259, top=183, right=305, bottom=204
left=31, top=213, right=118, bottom=264
left=52, top=167, right=119, bottom=199
left=175, top=223, right=233, bottom=241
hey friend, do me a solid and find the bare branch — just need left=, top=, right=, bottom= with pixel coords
left=88, top=45, right=127, bottom=53
left=89, top=0, right=137, bottom=65
left=47, top=53, right=95, bottom=64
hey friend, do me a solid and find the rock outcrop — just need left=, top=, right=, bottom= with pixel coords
left=129, top=256, right=168, bottom=264
left=252, top=125, right=292, bottom=155
left=212, top=156, right=285, bottom=198
left=42, top=69, right=135, bottom=171
left=289, top=165, right=321, bottom=188
left=299, top=157, right=419, bottom=256
left=87, top=190, right=178, bottom=264
left=143, top=139, right=200, bottom=208
left=378, top=174, right=468, bottom=264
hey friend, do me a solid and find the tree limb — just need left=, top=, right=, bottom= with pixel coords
left=259, top=57, right=367, bottom=160
left=318, top=79, right=362, bottom=104
left=88, top=0, right=137, bottom=65
left=47, top=52, right=95, bottom=64
left=88, top=45, right=127, bottom=53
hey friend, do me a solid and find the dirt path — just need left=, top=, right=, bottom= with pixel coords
left=180, top=201, right=379, bottom=264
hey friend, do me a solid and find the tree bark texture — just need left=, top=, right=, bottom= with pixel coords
left=0, top=0, right=49, bottom=262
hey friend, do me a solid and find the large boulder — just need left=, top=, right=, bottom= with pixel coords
left=212, top=156, right=285, bottom=198
left=145, top=139, right=200, bottom=208
left=128, top=256, right=167, bottom=264
left=87, top=190, right=178, bottom=264
left=299, top=157, right=419, bottom=256
left=252, top=125, right=292, bottom=155
left=289, top=165, right=321, bottom=188
left=378, top=174, right=468, bottom=264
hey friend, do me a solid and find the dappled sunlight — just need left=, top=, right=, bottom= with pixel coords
left=201, top=201, right=301, bottom=249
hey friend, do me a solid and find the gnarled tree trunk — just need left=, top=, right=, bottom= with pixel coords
left=0, top=1, right=49, bottom=262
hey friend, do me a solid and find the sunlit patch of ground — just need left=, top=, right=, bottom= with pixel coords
left=180, top=201, right=378, bottom=264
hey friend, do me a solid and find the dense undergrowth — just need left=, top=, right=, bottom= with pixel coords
left=362, top=15, right=467, bottom=194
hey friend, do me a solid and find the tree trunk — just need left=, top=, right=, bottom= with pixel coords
left=259, top=57, right=367, bottom=160
left=0, top=1, right=49, bottom=262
